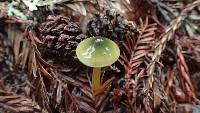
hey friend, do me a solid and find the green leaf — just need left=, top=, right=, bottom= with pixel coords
left=22, top=0, right=54, bottom=11
left=22, top=0, right=38, bottom=11
left=7, top=1, right=27, bottom=20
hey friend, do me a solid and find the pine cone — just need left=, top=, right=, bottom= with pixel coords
left=87, top=10, right=138, bottom=42
left=38, top=15, right=86, bottom=62
left=0, top=33, right=12, bottom=76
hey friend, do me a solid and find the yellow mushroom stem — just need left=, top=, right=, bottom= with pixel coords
left=92, top=67, right=101, bottom=91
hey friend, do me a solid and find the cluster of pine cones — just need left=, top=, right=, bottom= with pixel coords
left=38, top=11, right=136, bottom=63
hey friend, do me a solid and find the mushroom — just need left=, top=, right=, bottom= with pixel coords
left=76, top=36, right=120, bottom=95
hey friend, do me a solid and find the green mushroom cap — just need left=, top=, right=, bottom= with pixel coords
left=76, top=36, right=120, bottom=67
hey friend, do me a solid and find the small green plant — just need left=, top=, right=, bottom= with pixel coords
left=22, top=0, right=54, bottom=11
left=7, top=0, right=54, bottom=20
left=76, top=36, right=120, bottom=95
left=7, top=1, right=27, bottom=20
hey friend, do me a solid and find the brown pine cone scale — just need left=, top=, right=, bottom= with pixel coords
left=38, top=15, right=86, bottom=62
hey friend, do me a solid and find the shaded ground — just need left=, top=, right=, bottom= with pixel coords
left=1, top=0, right=200, bottom=113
